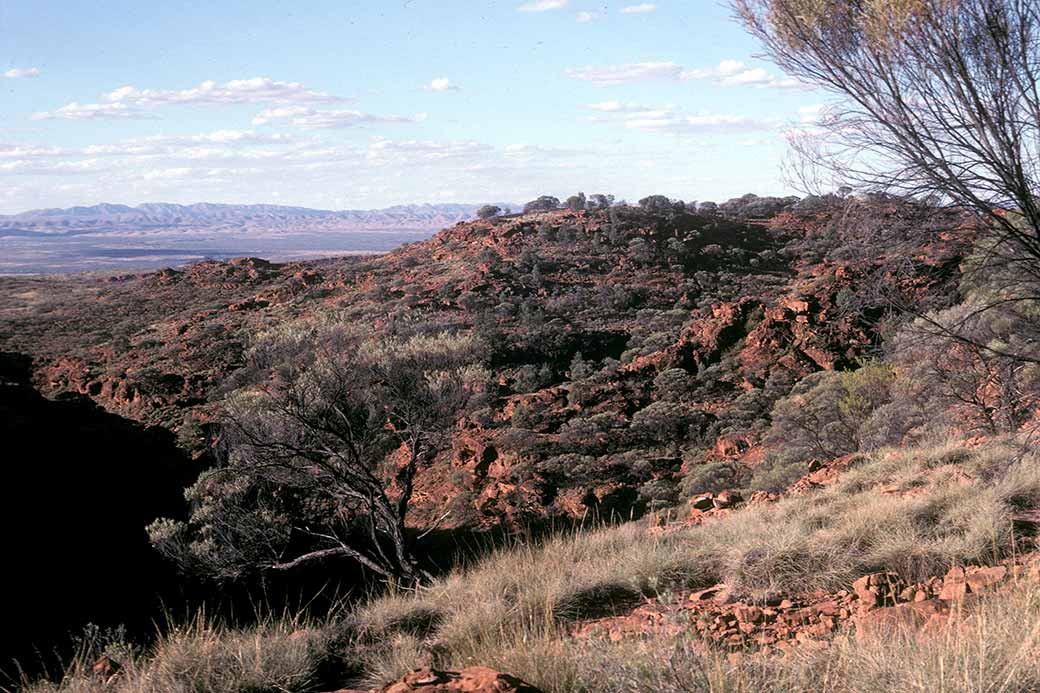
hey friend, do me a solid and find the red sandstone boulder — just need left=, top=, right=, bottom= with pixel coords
left=855, top=599, right=949, bottom=638
left=852, top=571, right=908, bottom=612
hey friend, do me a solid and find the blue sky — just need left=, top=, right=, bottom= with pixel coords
left=0, top=0, right=825, bottom=213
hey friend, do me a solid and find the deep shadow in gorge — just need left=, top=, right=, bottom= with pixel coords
left=0, top=352, right=203, bottom=681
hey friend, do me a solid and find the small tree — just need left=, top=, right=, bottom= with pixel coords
left=766, top=362, right=895, bottom=463
left=523, top=195, right=561, bottom=214
left=565, top=192, right=587, bottom=212
left=476, top=205, right=501, bottom=220
left=638, top=195, right=673, bottom=214
left=148, top=325, right=486, bottom=583
left=733, top=0, right=1040, bottom=367
left=588, top=193, right=615, bottom=210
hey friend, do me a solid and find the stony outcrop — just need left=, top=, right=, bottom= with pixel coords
left=575, top=559, right=1037, bottom=654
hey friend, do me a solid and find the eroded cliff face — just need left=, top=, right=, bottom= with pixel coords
left=0, top=200, right=971, bottom=530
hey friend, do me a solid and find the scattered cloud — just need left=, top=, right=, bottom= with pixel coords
left=620, top=3, right=657, bottom=13
left=366, top=138, right=493, bottom=164
left=102, top=78, right=342, bottom=107
left=0, top=159, right=102, bottom=175
left=4, top=67, right=41, bottom=79
left=0, top=144, right=69, bottom=159
left=33, top=77, right=344, bottom=121
left=425, top=77, right=460, bottom=92
left=624, top=112, right=768, bottom=134
left=586, top=102, right=772, bottom=135
left=81, top=130, right=296, bottom=157
left=575, top=11, right=600, bottom=22
left=141, top=167, right=194, bottom=180
left=33, top=102, right=157, bottom=121
left=567, top=58, right=804, bottom=89
left=584, top=100, right=659, bottom=113
left=682, top=60, right=803, bottom=89
left=503, top=143, right=587, bottom=160
left=566, top=62, right=685, bottom=86
left=518, top=0, right=567, bottom=11
left=253, top=106, right=426, bottom=129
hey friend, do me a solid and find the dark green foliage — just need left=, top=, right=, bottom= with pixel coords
left=523, top=196, right=561, bottom=214
left=766, top=362, right=896, bottom=464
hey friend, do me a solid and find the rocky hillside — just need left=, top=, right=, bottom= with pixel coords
left=0, top=198, right=970, bottom=531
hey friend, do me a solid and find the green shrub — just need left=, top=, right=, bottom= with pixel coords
left=766, top=361, right=895, bottom=463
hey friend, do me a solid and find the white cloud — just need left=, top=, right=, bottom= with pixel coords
left=621, top=4, right=657, bottom=13
left=0, top=159, right=102, bottom=175
left=518, top=0, right=567, bottom=11
left=141, top=167, right=194, bottom=180
left=584, top=100, right=658, bottom=113
left=4, top=67, right=41, bottom=79
left=575, top=11, right=600, bottom=22
left=0, top=144, right=69, bottom=159
left=32, top=102, right=157, bottom=121
left=425, top=77, right=460, bottom=92
left=624, top=112, right=767, bottom=134
left=366, top=138, right=493, bottom=164
left=568, top=58, right=804, bottom=89
left=682, top=60, right=803, bottom=89
left=586, top=103, right=772, bottom=135
left=566, top=61, right=685, bottom=86
left=103, top=77, right=341, bottom=106
left=253, top=106, right=426, bottom=129
left=33, top=77, right=344, bottom=121
left=503, top=143, right=586, bottom=159
left=80, top=130, right=296, bottom=157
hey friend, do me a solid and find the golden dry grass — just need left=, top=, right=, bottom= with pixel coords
left=28, top=436, right=1040, bottom=692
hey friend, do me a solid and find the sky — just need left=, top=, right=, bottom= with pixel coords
left=0, top=0, right=828, bottom=214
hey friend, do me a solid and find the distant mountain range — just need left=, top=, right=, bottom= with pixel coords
left=0, top=202, right=517, bottom=235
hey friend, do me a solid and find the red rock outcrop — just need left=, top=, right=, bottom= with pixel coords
left=575, top=557, right=1039, bottom=654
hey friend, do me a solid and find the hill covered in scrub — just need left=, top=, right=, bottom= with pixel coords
left=9, top=192, right=1037, bottom=690
left=0, top=195, right=968, bottom=530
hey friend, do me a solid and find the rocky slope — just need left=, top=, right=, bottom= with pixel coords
left=0, top=199, right=970, bottom=532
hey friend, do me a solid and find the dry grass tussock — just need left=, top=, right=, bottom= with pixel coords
left=27, top=435, right=1040, bottom=692
left=21, top=609, right=343, bottom=693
